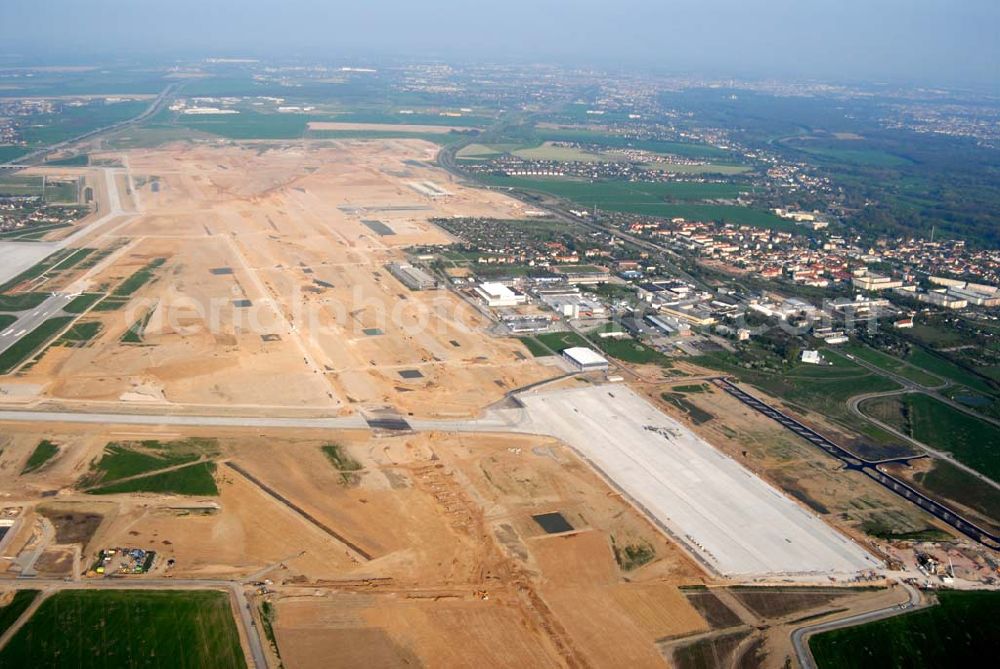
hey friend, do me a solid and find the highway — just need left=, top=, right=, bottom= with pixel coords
left=714, top=378, right=1000, bottom=550
left=791, top=580, right=923, bottom=669
left=0, top=84, right=179, bottom=168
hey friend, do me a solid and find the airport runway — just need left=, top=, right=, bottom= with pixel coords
left=0, top=165, right=130, bottom=288
left=0, top=292, right=76, bottom=356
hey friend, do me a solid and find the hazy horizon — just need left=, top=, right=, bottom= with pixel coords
left=1, top=0, right=998, bottom=91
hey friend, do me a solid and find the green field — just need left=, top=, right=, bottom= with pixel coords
left=176, top=109, right=322, bottom=139
left=860, top=393, right=1000, bottom=481
left=693, top=348, right=902, bottom=445
left=321, top=443, right=362, bottom=472
left=0, top=591, right=39, bottom=636
left=810, top=591, right=1000, bottom=669
left=913, top=461, right=1000, bottom=529
left=93, top=258, right=167, bottom=311
left=14, top=101, right=148, bottom=149
left=21, top=440, right=59, bottom=474
left=531, top=331, right=590, bottom=353
left=114, top=258, right=166, bottom=297
left=0, top=292, right=50, bottom=312
left=89, top=462, right=219, bottom=496
left=790, top=143, right=913, bottom=168
left=597, top=336, right=671, bottom=366
left=839, top=345, right=943, bottom=387
left=518, top=336, right=554, bottom=357
left=905, top=347, right=994, bottom=395
left=537, top=128, right=730, bottom=159
left=0, top=590, right=245, bottom=668
left=63, top=292, right=104, bottom=314
left=512, top=141, right=623, bottom=163
left=0, top=316, right=73, bottom=373
left=308, top=129, right=467, bottom=144
left=0, top=175, right=77, bottom=202
left=0, top=315, right=14, bottom=331
left=121, top=307, right=156, bottom=343
left=81, top=438, right=215, bottom=489
left=480, top=175, right=742, bottom=203
left=56, top=320, right=103, bottom=346
left=478, top=176, right=789, bottom=229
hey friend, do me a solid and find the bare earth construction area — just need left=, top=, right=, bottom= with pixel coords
left=0, top=136, right=892, bottom=667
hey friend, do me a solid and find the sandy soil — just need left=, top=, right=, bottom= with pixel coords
left=15, top=141, right=553, bottom=417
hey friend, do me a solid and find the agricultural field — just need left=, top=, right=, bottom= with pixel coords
left=0, top=591, right=39, bottom=635
left=860, top=393, right=1000, bottom=481
left=479, top=175, right=791, bottom=229
left=0, top=175, right=79, bottom=202
left=810, top=591, right=1000, bottom=669
left=0, top=590, right=246, bottom=668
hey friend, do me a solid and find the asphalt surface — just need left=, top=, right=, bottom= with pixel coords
left=0, top=293, right=76, bottom=356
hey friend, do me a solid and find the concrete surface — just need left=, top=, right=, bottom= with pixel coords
left=517, top=384, right=879, bottom=577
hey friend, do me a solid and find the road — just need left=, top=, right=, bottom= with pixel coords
left=791, top=579, right=923, bottom=669
left=847, top=388, right=1000, bottom=492
left=829, top=346, right=1000, bottom=430
left=0, top=578, right=268, bottom=669
left=1, top=84, right=178, bottom=167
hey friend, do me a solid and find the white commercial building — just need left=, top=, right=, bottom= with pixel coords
left=475, top=282, right=527, bottom=307
left=562, top=347, right=609, bottom=372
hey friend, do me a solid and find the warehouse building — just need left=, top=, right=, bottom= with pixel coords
left=475, top=282, right=527, bottom=307
left=562, top=346, right=609, bottom=372
left=387, top=262, right=438, bottom=291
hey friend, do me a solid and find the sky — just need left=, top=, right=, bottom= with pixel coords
left=1, top=0, right=997, bottom=89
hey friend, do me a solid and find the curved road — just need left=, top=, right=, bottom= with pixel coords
left=791, top=580, right=923, bottom=669
left=848, top=389, right=1000, bottom=492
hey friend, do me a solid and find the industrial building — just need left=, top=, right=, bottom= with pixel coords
left=408, top=181, right=452, bottom=199
left=947, top=287, right=1000, bottom=307
left=537, top=287, right=607, bottom=319
left=852, top=272, right=903, bottom=291
left=387, top=262, right=438, bottom=291
left=562, top=347, right=609, bottom=372
left=475, top=282, right=527, bottom=307
left=552, top=265, right=611, bottom=285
